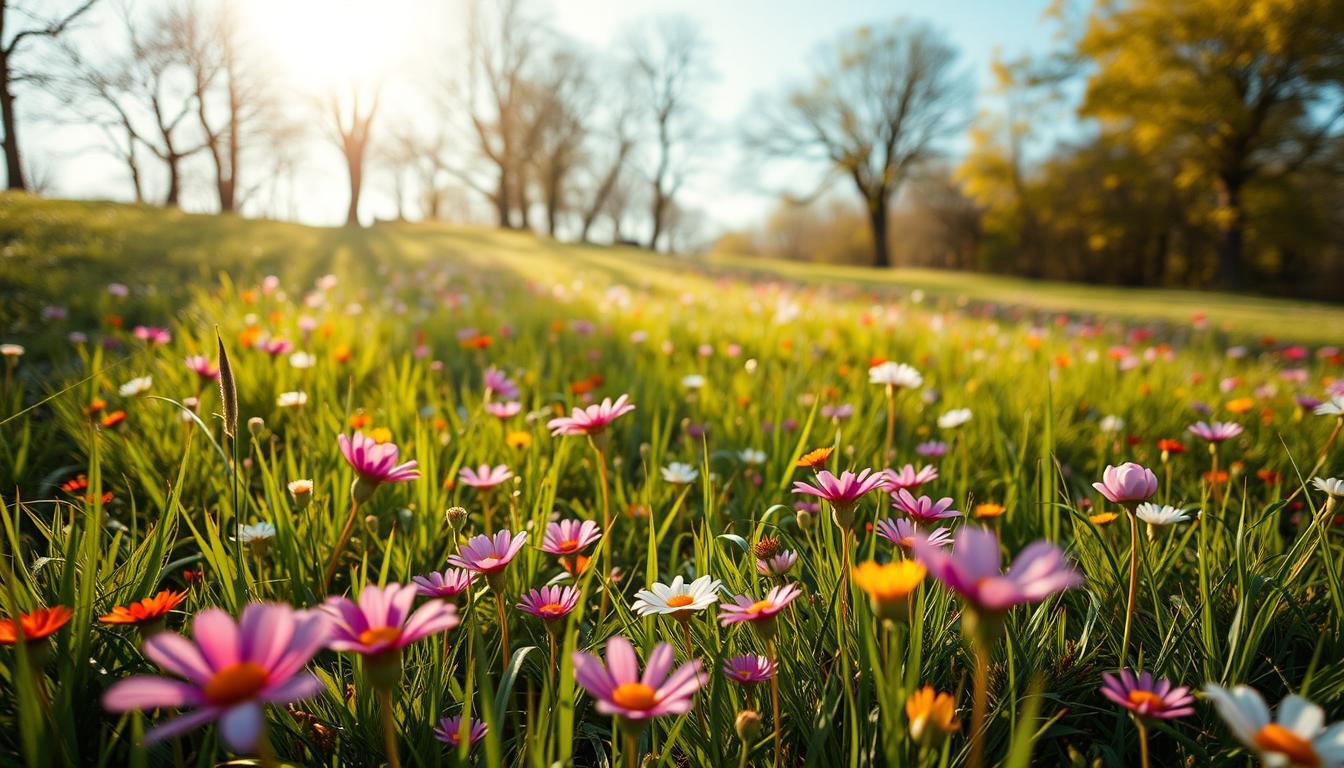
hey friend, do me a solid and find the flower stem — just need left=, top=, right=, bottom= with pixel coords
left=378, top=687, right=401, bottom=768
left=1120, top=507, right=1140, bottom=666
left=321, top=497, right=361, bottom=594
left=883, top=385, right=895, bottom=463
left=496, top=592, right=510, bottom=673
left=969, top=640, right=989, bottom=768
left=769, top=637, right=783, bottom=768
left=592, top=439, right=612, bottom=616
left=625, top=732, right=638, bottom=768
left=1135, top=717, right=1150, bottom=768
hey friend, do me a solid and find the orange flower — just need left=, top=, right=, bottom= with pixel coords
left=796, top=447, right=834, bottom=468
left=1089, top=512, right=1119, bottom=525
left=349, top=413, right=371, bottom=429
left=1025, top=335, right=1042, bottom=350
left=1202, top=470, right=1229, bottom=485
left=99, top=590, right=188, bottom=626
left=560, top=554, right=591, bottom=576
left=238, top=326, right=262, bottom=349
left=240, top=289, right=258, bottom=304
left=60, top=474, right=90, bottom=493
left=0, top=606, right=73, bottom=644
left=100, top=410, right=126, bottom=427
left=1053, top=354, right=1071, bottom=369
left=973, top=503, right=1006, bottom=519
left=1225, top=398, right=1254, bottom=414
left=182, top=567, right=205, bottom=585
left=432, top=417, right=449, bottom=432
left=84, top=398, right=107, bottom=416
left=459, top=335, right=493, bottom=349
left=1256, top=469, right=1281, bottom=483
left=319, top=322, right=336, bottom=339
left=506, top=430, right=532, bottom=449
left=104, top=313, right=123, bottom=329
left=332, top=344, right=352, bottom=363
left=1156, top=439, right=1185, bottom=454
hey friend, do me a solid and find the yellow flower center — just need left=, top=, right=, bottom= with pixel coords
left=747, top=600, right=774, bottom=614
left=1253, top=724, right=1320, bottom=767
left=358, top=626, right=403, bottom=647
left=1126, top=690, right=1166, bottom=711
left=538, top=602, right=566, bottom=618
left=203, top=662, right=269, bottom=706
left=665, top=594, right=695, bottom=608
left=611, top=682, right=659, bottom=711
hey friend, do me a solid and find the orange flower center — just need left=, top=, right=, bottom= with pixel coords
left=203, top=662, right=269, bottom=706
left=358, top=626, right=403, bottom=647
left=1126, top=690, right=1166, bottom=711
left=1253, top=724, right=1320, bottom=767
left=538, top=603, right=566, bottom=618
left=611, top=682, right=659, bottom=711
left=665, top=594, right=695, bottom=608
left=748, top=600, right=774, bottom=614
left=557, top=539, right=580, bottom=552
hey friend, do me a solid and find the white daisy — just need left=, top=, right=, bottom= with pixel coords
left=631, top=575, right=722, bottom=618
left=1315, top=397, right=1344, bottom=416
left=937, top=408, right=972, bottom=430
left=739, top=449, right=767, bottom=465
left=237, top=521, right=276, bottom=543
left=869, top=362, right=923, bottom=389
left=0, top=343, right=24, bottom=358
left=1311, top=477, right=1344, bottom=499
left=681, top=374, right=707, bottom=390
left=118, top=376, right=152, bottom=397
left=1135, top=503, right=1196, bottom=526
left=1099, top=415, right=1125, bottom=434
left=660, top=462, right=699, bottom=485
left=288, top=479, right=314, bottom=496
left=289, top=351, right=317, bottom=369
left=276, top=391, right=308, bottom=408
left=1203, top=684, right=1344, bottom=768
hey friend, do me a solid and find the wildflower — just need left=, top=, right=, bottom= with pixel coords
left=288, top=480, right=313, bottom=511
left=1089, top=512, right=1119, bottom=525
left=1311, top=477, right=1344, bottom=498
left=323, top=583, right=459, bottom=680
left=571, top=636, right=705, bottom=724
left=276, top=391, right=307, bottom=408
left=756, top=550, right=798, bottom=577
left=288, top=351, right=316, bottom=369
left=184, top=356, right=219, bottom=381
left=736, top=709, right=764, bottom=741
left=1099, top=670, right=1194, bottom=719
left=99, top=590, right=188, bottom=634
left=1135, top=503, right=1196, bottom=526
left=447, top=530, right=528, bottom=587
left=547, top=395, right=635, bottom=436
left=1187, top=421, right=1244, bottom=443
left=1314, top=396, right=1344, bottom=416
left=632, top=575, right=722, bottom=619
left=339, top=431, right=419, bottom=501
left=483, top=367, right=519, bottom=400
left=852, top=561, right=925, bottom=623
left=505, top=430, right=532, bottom=449
left=119, top=376, right=152, bottom=397
left=660, top=462, right=699, bottom=484
left=1093, top=463, right=1158, bottom=505
left=1, top=343, right=25, bottom=358
left=795, top=446, right=834, bottom=467
left=0, top=606, right=73, bottom=645
left=792, top=468, right=885, bottom=528
left=915, top=440, right=948, bottom=458
left=485, top=401, right=522, bottom=419
left=869, top=361, right=923, bottom=388
left=681, top=373, right=706, bottom=389
left=718, top=583, right=802, bottom=638
left=101, top=604, right=328, bottom=753
left=875, top=517, right=953, bottom=550
left=739, top=448, right=767, bottom=465
left=913, top=526, right=1082, bottom=637
left=412, top=570, right=474, bottom=600
left=1100, top=415, right=1126, bottom=433
left=881, top=464, right=939, bottom=492
left=722, top=655, right=776, bottom=684
left=974, top=503, right=1006, bottom=519
left=1204, top=685, right=1344, bottom=768
left=458, top=464, right=513, bottom=489
left=906, top=686, right=960, bottom=746
left=937, top=408, right=972, bottom=429
left=1156, top=439, right=1186, bottom=456
left=433, top=715, right=488, bottom=750
left=133, top=326, right=171, bottom=345
left=541, top=519, right=602, bottom=556
left=100, top=410, right=127, bottom=428
left=237, top=522, right=276, bottom=557
left=516, top=585, right=580, bottom=623
left=1225, top=397, right=1255, bottom=414
left=892, top=489, right=961, bottom=523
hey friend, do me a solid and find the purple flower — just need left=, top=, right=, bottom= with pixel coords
left=516, top=585, right=580, bottom=622
left=1100, top=669, right=1195, bottom=720
left=547, top=395, right=636, bottom=436
left=915, top=441, right=948, bottom=458
left=1092, top=463, right=1157, bottom=505
left=339, top=432, right=420, bottom=497
left=722, top=655, right=776, bottom=684
left=433, top=714, right=487, bottom=749
left=322, top=583, right=459, bottom=656
left=412, top=569, right=474, bottom=599
left=755, top=550, right=798, bottom=577
left=447, top=530, right=528, bottom=577
left=719, top=583, right=802, bottom=628
left=458, top=464, right=513, bottom=489
left=891, top=490, right=961, bottom=523
left=912, top=526, right=1083, bottom=613
left=881, top=464, right=939, bottom=492
left=571, top=636, right=705, bottom=723
left=483, top=367, right=519, bottom=401
left=1187, top=421, right=1244, bottom=443
left=540, top=519, right=601, bottom=555
left=101, top=604, right=328, bottom=753
left=875, top=517, right=953, bottom=551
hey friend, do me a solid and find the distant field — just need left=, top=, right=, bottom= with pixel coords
left=4, top=193, right=1341, bottom=344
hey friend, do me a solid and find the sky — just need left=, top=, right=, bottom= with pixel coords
left=29, top=0, right=1063, bottom=233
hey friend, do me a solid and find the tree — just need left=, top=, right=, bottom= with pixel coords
left=577, top=63, right=639, bottom=243
left=747, top=20, right=969, bottom=268
left=629, top=16, right=707, bottom=251
left=325, top=86, right=380, bottom=226
left=0, top=0, right=100, bottom=190
left=524, top=43, right=593, bottom=238
left=1079, top=0, right=1344, bottom=289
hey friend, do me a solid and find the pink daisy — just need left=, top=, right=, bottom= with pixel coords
left=458, top=464, right=514, bottom=489
left=718, top=583, right=803, bottom=630
left=412, top=569, right=475, bottom=599
left=547, top=395, right=636, bottom=436
left=571, top=636, right=705, bottom=723
left=540, top=519, right=602, bottom=556
left=516, top=585, right=580, bottom=622
left=322, top=583, right=459, bottom=656
left=875, top=517, right=954, bottom=551
left=722, top=655, right=776, bottom=684
left=433, top=714, right=488, bottom=749
left=1100, top=669, right=1195, bottom=720
left=447, top=530, right=529, bottom=579
left=881, top=464, right=939, bottom=492
left=891, top=489, right=961, bottom=523
left=339, top=432, right=420, bottom=492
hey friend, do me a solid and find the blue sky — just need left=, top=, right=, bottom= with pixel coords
left=33, top=0, right=1063, bottom=231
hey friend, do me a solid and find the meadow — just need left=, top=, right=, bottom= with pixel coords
left=2, top=193, right=1344, bottom=767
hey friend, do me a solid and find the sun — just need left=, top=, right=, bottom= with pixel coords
left=244, top=0, right=415, bottom=95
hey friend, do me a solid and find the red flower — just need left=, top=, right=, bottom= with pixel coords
left=99, top=590, right=189, bottom=626
left=0, top=606, right=72, bottom=644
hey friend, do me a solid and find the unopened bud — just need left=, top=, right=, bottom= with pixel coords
left=247, top=416, right=265, bottom=436
left=445, top=506, right=467, bottom=529
left=735, top=710, right=763, bottom=742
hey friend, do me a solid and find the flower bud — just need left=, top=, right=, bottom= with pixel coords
left=445, top=506, right=467, bottom=529
left=247, top=416, right=265, bottom=436
left=752, top=536, right=780, bottom=560
left=735, top=710, right=763, bottom=742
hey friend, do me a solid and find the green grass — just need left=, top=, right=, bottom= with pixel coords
left=1, top=193, right=1343, bottom=768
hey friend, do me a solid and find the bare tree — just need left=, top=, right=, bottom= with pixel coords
left=578, top=63, right=639, bottom=243
left=523, top=43, right=592, bottom=238
left=1, top=0, right=100, bottom=190
left=747, top=20, right=968, bottom=267
left=325, top=86, right=380, bottom=226
left=628, top=16, right=707, bottom=251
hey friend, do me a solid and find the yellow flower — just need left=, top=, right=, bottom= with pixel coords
left=1088, top=512, right=1118, bottom=525
left=506, top=431, right=533, bottom=450
left=973, top=503, right=1005, bottom=519
left=368, top=427, right=393, bottom=444
left=795, top=446, right=833, bottom=468
left=851, top=561, right=925, bottom=622
left=1225, top=397, right=1254, bottom=414
left=906, top=685, right=960, bottom=745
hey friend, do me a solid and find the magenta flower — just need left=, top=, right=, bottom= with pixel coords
left=484, top=401, right=522, bottom=419
left=133, top=325, right=171, bottom=345
left=891, top=489, right=961, bottom=523
left=722, top=655, right=776, bottom=684
left=412, top=569, right=475, bottom=599
left=571, top=636, right=705, bottom=723
left=516, top=585, right=580, bottom=622
left=1100, top=669, right=1195, bottom=720
left=881, top=464, right=939, bottom=492
left=447, top=530, right=528, bottom=579
left=433, top=714, right=488, bottom=749
left=259, top=338, right=292, bottom=357
left=875, top=517, right=953, bottom=551
left=339, top=432, right=419, bottom=500
left=458, top=464, right=513, bottom=489
left=547, top=394, right=636, bottom=436
left=101, top=604, right=329, bottom=753
left=540, top=519, right=602, bottom=556
left=1187, top=421, right=1244, bottom=443
left=322, top=583, right=459, bottom=657
left=1092, top=463, right=1158, bottom=505
left=912, top=526, right=1082, bottom=614
left=483, top=367, right=519, bottom=401
left=718, top=583, right=803, bottom=629
left=184, top=355, right=220, bottom=381
left=793, top=469, right=885, bottom=528
left=756, top=550, right=798, bottom=577
left=915, top=440, right=948, bottom=458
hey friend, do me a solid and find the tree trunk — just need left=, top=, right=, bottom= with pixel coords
left=164, top=154, right=181, bottom=207
left=649, top=184, right=667, bottom=252
left=345, top=145, right=362, bottom=226
left=1214, top=172, right=1245, bottom=290
left=0, top=60, right=26, bottom=191
left=867, top=194, right=891, bottom=268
